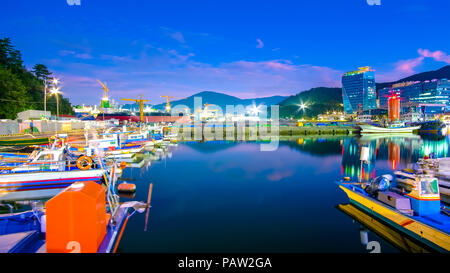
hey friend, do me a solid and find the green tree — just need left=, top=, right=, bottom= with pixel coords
left=0, top=68, right=27, bottom=119
left=0, top=38, right=24, bottom=74
left=32, top=64, right=52, bottom=81
left=0, top=37, right=75, bottom=118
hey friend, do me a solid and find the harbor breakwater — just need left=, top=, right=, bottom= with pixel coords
left=175, top=125, right=357, bottom=140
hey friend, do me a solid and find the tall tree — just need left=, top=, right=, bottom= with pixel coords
left=0, top=68, right=27, bottom=119
left=0, top=37, right=75, bottom=118
left=32, top=64, right=52, bottom=81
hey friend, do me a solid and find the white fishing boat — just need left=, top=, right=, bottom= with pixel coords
left=104, top=146, right=145, bottom=159
left=359, top=121, right=420, bottom=134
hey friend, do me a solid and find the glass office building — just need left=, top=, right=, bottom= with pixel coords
left=342, top=66, right=377, bottom=114
left=378, top=79, right=450, bottom=110
left=378, top=81, right=422, bottom=107
left=419, top=79, right=450, bottom=105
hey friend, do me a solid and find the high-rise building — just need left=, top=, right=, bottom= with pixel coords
left=342, top=66, right=377, bottom=114
left=419, top=79, right=450, bottom=105
left=378, top=79, right=450, bottom=110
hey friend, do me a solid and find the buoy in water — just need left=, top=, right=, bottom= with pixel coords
left=118, top=182, right=136, bottom=193
left=344, top=177, right=351, bottom=181
left=118, top=192, right=136, bottom=199
left=119, top=161, right=127, bottom=170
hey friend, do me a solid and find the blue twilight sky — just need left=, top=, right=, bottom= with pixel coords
left=1, top=0, right=450, bottom=105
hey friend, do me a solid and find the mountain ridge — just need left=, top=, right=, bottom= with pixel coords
left=147, top=91, right=288, bottom=110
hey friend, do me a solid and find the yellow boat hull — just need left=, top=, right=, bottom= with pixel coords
left=339, top=185, right=450, bottom=252
left=338, top=204, right=430, bottom=253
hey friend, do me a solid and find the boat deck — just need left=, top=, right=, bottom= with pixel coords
left=0, top=231, right=34, bottom=253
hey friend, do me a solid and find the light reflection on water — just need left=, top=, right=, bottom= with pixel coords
left=117, top=135, right=450, bottom=253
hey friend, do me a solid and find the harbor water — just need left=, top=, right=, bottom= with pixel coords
left=116, top=135, right=449, bottom=253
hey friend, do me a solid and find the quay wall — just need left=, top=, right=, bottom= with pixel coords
left=175, top=125, right=357, bottom=140
left=0, top=121, right=20, bottom=135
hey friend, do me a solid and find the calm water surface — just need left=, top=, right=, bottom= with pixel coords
left=118, top=135, right=450, bottom=253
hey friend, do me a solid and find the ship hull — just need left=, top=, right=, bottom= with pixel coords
left=338, top=184, right=450, bottom=252
left=359, top=124, right=420, bottom=134
left=0, top=169, right=105, bottom=201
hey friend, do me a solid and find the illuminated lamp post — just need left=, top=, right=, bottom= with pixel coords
left=50, top=87, right=61, bottom=120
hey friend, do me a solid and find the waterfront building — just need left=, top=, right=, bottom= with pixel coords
left=378, top=79, right=450, bottom=113
left=419, top=79, right=450, bottom=105
left=361, top=108, right=388, bottom=116
left=378, top=81, right=421, bottom=107
left=342, top=66, right=377, bottom=114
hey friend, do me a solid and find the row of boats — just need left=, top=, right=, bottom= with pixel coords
left=0, top=123, right=178, bottom=253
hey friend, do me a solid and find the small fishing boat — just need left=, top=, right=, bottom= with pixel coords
left=337, top=174, right=450, bottom=252
left=0, top=146, right=114, bottom=201
left=359, top=121, right=420, bottom=134
left=78, top=131, right=147, bottom=159
left=0, top=180, right=147, bottom=253
left=411, top=120, right=447, bottom=135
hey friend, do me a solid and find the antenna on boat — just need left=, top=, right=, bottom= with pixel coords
left=144, top=183, right=153, bottom=232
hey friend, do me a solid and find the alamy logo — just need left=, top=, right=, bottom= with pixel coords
left=67, top=0, right=81, bottom=5
left=366, top=0, right=381, bottom=5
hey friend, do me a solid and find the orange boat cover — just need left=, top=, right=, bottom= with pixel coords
left=45, top=181, right=107, bottom=253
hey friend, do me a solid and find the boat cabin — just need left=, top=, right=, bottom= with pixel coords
left=394, top=173, right=441, bottom=216
left=11, top=148, right=67, bottom=173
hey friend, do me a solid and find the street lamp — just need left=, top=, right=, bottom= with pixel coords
left=43, top=78, right=48, bottom=115
left=44, top=77, right=59, bottom=120
left=50, top=87, right=61, bottom=120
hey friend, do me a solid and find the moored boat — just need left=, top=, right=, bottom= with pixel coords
left=0, top=136, right=50, bottom=146
left=0, top=146, right=116, bottom=201
left=0, top=181, right=147, bottom=253
left=359, top=122, right=420, bottom=134
left=337, top=174, right=450, bottom=252
left=411, top=120, right=447, bottom=135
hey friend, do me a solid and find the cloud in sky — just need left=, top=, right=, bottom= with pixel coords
left=45, top=31, right=450, bottom=105
left=395, top=48, right=450, bottom=74
left=395, top=56, right=424, bottom=74
left=161, top=27, right=186, bottom=43
left=256, top=38, right=264, bottom=48
left=418, top=49, right=450, bottom=64
left=53, top=48, right=343, bottom=104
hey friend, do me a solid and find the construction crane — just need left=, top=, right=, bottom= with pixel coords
left=121, top=94, right=149, bottom=122
left=193, top=103, right=219, bottom=120
left=160, top=95, right=179, bottom=112
left=97, top=79, right=110, bottom=108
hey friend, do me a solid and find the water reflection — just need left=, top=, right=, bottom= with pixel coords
left=117, top=135, right=449, bottom=253
left=339, top=135, right=450, bottom=182
left=337, top=204, right=431, bottom=253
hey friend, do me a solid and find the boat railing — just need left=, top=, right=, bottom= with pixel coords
left=0, top=203, right=13, bottom=215
left=0, top=159, right=92, bottom=174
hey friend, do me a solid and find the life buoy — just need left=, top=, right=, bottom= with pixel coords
left=76, top=156, right=93, bottom=170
